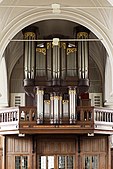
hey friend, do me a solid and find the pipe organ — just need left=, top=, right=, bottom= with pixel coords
left=22, top=26, right=90, bottom=124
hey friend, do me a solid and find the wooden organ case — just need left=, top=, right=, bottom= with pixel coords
left=22, top=25, right=91, bottom=125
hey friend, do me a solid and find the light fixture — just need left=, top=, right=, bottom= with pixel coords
left=52, top=38, right=59, bottom=46
left=51, top=3, right=61, bottom=14
left=88, top=133, right=94, bottom=136
left=18, top=133, right=25, bottom=137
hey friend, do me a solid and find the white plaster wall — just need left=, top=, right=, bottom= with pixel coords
left=0, top=56, right=8, bottom=107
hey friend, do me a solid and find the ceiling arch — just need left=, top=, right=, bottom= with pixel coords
left=1, top=9, right=112, bottom=83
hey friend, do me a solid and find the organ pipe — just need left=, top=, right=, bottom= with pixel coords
left=44, top=100, right=50, bottom=119
left=52, top=44, right=60, bottom=79
left=69, top=89, right=76, bottom=123
left=77, top=29, right=90, bottom=79
left=22, top=27, right=37, bottom=80
left=50, top=93, right=62, bottom=124
left=54, top=95, right=59, bottom=123
left=63, top=100, right=69, bottom=118
left=36, top=88, right=44, bottom=124
left=46, top=42, right=52, bottom=80
left=50, top=94, right=54, bottom=124
left=61, top=42, right=66, bottom=79
left=59, top=96, right=63, bottom=124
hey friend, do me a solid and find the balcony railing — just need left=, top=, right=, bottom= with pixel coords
left=0, top=106, right=113, bottom=134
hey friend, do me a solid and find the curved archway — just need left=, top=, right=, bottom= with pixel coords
left=1, top=8, right=113, bottom=106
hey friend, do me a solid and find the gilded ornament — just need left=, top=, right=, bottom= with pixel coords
left=36, top=48, right=46, bottom=55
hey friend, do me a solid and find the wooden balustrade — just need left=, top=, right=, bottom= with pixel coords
left=19, top=107, right=37, bottom=122
left=0, top=106, right=113, bottom=134
left=76, top=106, right=94, bottom=122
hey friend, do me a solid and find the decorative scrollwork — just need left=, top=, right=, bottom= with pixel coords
left=77, top=32, right=88, bottom=39
left=36, top=48, right=46, bottom=55
left=67, top=48, right=77, bottom=55
left=24, top=32, right=36, bottom=39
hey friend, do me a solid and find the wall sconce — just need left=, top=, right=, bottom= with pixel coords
left=51, top=3, right=61, bottom=14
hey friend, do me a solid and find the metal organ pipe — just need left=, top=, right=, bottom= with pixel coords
left=69, top=89, right=76, bottom=123
left=50, top=93, right=62, bottom=124
left=59, top=96, right=62, bottom=124
left=44, top=100, right=50, bottom=119
left=22, top=28, right=36, bottom=80
left=50, top=94, right=54, bottom=124
left=54, top=95, right=59, bottom=123
left=36, top=88, right=44, bottom=124
left=61, top=42, right=66, bottom=79
left=63, top=100, right=69, bottom=119
left=53, top=45, right=60, bottom=79
left=77, top=30, right=89, bottom=79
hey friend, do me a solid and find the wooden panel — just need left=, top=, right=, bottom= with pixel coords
left=0, top=137, right=3, bottom=169
left=6, top=155, right=14, bottom=169
left=0, top=150, right=2, bottom=169
left=81, top=136, right=108, bottom=169
left=81, top=136, right=107, bottom=153
left=6, top=136, right=33, bottom=169
left=6, top=137, right=14, bottom=153
left=0, top=136, right=3, bottom=148
left=100, top=154, right=106, bottom=169
left=37, top=138, right=76, bottom=155
left=6, top=136, right=32, bottom=154
left=99, top=138, right=106, bottom=152
left=111, top=149, right=113, bottom=169
left=82, top=138, right=91, bottom=152
left=14, top=137, right=31, bottom=153
left=92, top=138, right=99, bottom=152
